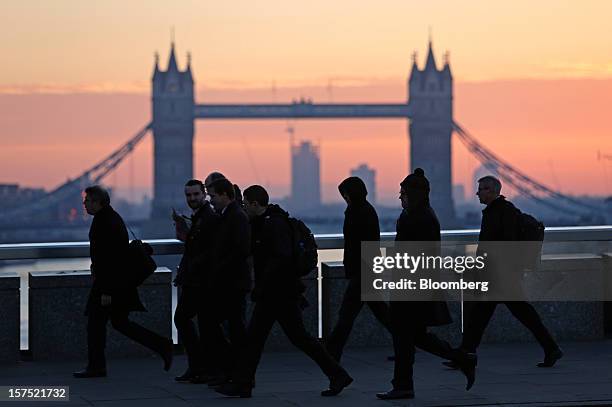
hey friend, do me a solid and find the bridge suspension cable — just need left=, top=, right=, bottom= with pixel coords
left=453, top=122, right=604, bottom=218
left=0, top=123, right=152, bottom=224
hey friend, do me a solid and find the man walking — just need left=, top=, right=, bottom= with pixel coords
left=216, top=185, right=353, bottom=398
left=204, top=178, right=252, bottom=383
left=457, top=176, right=563, bottom=367
left=74, top=185, right=172, bottom=378
left=173, top=179, right=219, bottom=382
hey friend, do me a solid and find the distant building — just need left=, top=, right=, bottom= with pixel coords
left=350, top=163, right=377, bottom=204
left=453, top=184, right=466, bottom=204
left=0, top=184, right=45, bottom=210
left=291, top=141, right=321, bottom=213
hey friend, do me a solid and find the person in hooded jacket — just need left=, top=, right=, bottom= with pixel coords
left=216, top=185, right=353, bottom=398
left=376, top=169, right=476, bottom=400
left=325, top=176, right=392, bottom=362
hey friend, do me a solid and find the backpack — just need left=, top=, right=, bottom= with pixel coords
left=287, top=217, right=319, bottom=277
left=516, top=211, right=545, bottom=270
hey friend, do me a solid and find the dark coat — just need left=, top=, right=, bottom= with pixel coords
left=86, top=205, right=145, bottom=315
left=478, top=196, right=523, bottom=297
left=479, top=196, right=520, bottom=242
left=209, top=200, right=252, bottom=292
left=342, top=200, right=380, bottom=279
left=250, top=204, right=305, bottom=302
left=393, top=205, right=452, bottom=327
left=176, top=201, right=219, bottom=287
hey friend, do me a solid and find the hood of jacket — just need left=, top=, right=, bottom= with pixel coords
left=338, top=176, right=368, bottom=206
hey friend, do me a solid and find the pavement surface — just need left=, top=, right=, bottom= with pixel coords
left=2, top=340, right=612, bottom=406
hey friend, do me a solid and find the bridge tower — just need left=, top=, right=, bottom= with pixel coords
left=151, top=42, right=194, bottom=219
left=407, top=40, right=456, bottom=226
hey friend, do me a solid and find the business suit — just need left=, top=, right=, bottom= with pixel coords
left=204, top=200, right=252, bottom=376
left=174, top=201, right=220, bottom=376
left=85, top=205, right=171, bottom=371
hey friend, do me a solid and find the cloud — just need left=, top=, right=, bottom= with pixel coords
left=541, top=61, right=612, bottom=79
left=0, top=76, right=402, bottom=95
left=0, top=82, right=149, bottom=95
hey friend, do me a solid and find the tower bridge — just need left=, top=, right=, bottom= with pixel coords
left=152, top=40, right=455, bottom=225
left=0, top=38, right=603, bottom=230
left=193, top=102, right=412, bottom=119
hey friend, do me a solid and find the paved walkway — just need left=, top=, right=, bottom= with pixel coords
left=2, top=340, right=612, bottom=406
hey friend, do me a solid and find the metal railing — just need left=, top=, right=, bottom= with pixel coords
left=1, top=225, right=611, bottom=260
left=0, top=225, right=610, bottom=351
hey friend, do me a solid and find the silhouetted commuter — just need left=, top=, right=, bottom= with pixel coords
left=203, top=178, right=252, bottom=383
left=456, top=176, right=562, bottom=367
left=216, top=185, right=353, bottom=398
left=172, top=179, right=220, bottom=382
left=73, top=185, right=172, bottom=378
left=204, top=171, right=243, bottom=208
left=377, top=169, right=475, bottom=400
left=325, top=176, right=392, bottom=362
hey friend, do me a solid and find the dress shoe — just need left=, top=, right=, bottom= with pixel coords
left=321, top=371, right=353, bottom=396
left=188, top=373, right=217, bottom=384
left=376, top=389, right=415, bottom=400
left=206, top=375, right=229, bottom=387
left=442, top=360, right=459, bottom=369
left=457, top=352, right=477, bottom=391
left=215, top=381, right=252, bottom=398
left=161, top=340, right=173, bottom=371
left=73, top=368, right=107, bottom=378
left=538, top=348, right=563, bottom=367
left=175, top=368, right=197, bottom=382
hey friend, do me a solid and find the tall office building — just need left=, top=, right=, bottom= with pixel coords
left=291, top=141, right=321, bottom=213
left=350, top=163, right=377, bottom=204
left=453, top=184, right=466, bottom=204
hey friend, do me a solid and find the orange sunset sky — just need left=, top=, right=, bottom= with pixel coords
left=1, top=0, right=611, bottom=204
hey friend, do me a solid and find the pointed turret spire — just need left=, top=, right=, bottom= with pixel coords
left=185, top=51, right=193, bottom=83
left=424, top=37, right=437, bottom=71
left=409, top=51, right=420, bottom=81
left=152, top=51, right=160, bottom=80
left=167, top=41, right=179, bottom=71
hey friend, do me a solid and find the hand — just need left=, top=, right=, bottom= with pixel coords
left=101, top=294, right=112, bottom=307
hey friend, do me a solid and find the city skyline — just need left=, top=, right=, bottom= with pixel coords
left=1, top=1, right=611, bottom=202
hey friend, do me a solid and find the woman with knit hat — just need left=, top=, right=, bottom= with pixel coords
left=376, top=168, right=476, bottom=400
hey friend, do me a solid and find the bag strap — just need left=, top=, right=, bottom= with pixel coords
left=126, top=224, right=139, bottom=241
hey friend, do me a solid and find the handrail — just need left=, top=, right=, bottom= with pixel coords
left=0, top=225, right=610, bottom=261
